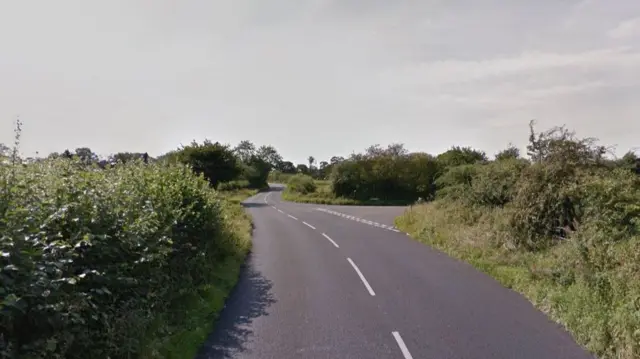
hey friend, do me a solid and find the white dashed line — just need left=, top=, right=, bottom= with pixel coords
left=392, top=332, right=414, bottom=359
left=271, top=206, right=277, bottom=209
left=302, top=221, right=316, bottom=230
left=314, top=207, right=402, bottom=233
left=277, top=209, right=285, bottom=214
left=321, top=233, right=340, bottom=248
left=347, top=258, right=375, bottom=296
left=288, top=214, right=298, bottom=220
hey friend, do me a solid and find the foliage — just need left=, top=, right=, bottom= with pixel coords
left=240, top=156, right=271, bottom=189
left=167, top=140, right=240, bottom=189
left=395, top=122, right=640, bottom=359
left=0, top=157, right=251, bottom=359
left=286, top=174, right=317, bottom=195
left=331, top=145, right=439, bottom=202
left=436, top=146, right=487, bottom=167
left=494, top=143, right=520, bottom=161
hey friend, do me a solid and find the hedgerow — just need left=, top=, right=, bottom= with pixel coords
left=0, top=157, right=250, bottom=358
left=395, top=121, right=640, bottom=358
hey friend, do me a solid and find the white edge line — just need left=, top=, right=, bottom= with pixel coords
left=302, top=221, right=316, bottom=230
left=392, top=332, right=414, bottom=359
left=347, top=258, right=375, bottom=296
left=288, top=214, right=298, bottom=220
left=321, top=233, right=339, bottom=248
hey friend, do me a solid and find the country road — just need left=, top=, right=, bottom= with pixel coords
left=197, top=185, right=594, bottom=359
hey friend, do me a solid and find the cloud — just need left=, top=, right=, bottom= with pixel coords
left=0, top=0, right=639, bottom=163
left=609, top=17, right=640, bottom=39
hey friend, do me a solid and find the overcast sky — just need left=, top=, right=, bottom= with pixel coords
left=1, top=0, right=639, bottom=163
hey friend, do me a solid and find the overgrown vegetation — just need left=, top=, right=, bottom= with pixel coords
left=0, top=125, right=276, bottom=358
left=395, top=121, right=640, bottom=359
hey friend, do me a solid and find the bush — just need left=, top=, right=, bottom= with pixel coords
left=395, top=122, right=640, bottom=359
left=0, top=158, right=249, bottom=358
left=469, top=159, right=528, bottom=207
left=165, top=140, right=240, bottom=189
left=287, top=174, right=317, bottom=194
left=330, top=146, right=439, bottom=202
left=217, top=179, right=251, bottom=191
left=240, top=156, right=270, bottom=189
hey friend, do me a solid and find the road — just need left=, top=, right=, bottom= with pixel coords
left=197, top=185, right=593, bottom=359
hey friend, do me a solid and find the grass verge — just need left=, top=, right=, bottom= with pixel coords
left=395, top=201, right=640, bottom=359
left=282, top=180, right=412, bottom=206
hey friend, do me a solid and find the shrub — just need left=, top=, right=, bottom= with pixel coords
left=240, top=156, right=270, bottom=189
left=0, top=158, right=248, bottom=358
left=434, top=164, right=478, bottom=201
left=217, top=179, right=251, bottom=191
left=468, top=159, right=528, bottom=207
left=330, top=147, right=439, bottom=202
left=287, top=174, right=317, bottom=194
left=166, top=140, right=240, bottom=189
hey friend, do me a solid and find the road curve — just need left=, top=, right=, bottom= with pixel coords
left=197, top=186, right=594, bottom=359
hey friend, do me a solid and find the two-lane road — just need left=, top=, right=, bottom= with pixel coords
left=197, top=186, right=593, bottom=359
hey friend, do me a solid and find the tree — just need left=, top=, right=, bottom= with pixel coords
left=296, top=164, right=309, bottom=174
left=74, top=147, right=98, bottom=163
left=307, top=156, right=315, bottom=169
left=437, top=146, right=487, bottom=167
left=242, top=155, right=271, bottom=188
left=109, top=152, right=149, bottom=164
left=174, top=140, right=240, bottom=189
left=0, top=143, right=9, bottom=156
left=278, top=161, right=297, bottom=173
left=256, top=145, right=283, bottom=169
left=495, top=144, right=520, bottom=161
left=233, top=140, right=256, bottom=163
left=330, top=156, right=345, bottom=165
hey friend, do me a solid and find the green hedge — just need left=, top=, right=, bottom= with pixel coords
left=0, top=158, right=250, bottom=358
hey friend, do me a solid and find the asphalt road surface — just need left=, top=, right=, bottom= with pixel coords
left=197, top=185, right=593, bottom=359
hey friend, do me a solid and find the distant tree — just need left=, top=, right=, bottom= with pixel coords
left=0, top=143, right=9, bottom=156
left=233, top=140, right=256, bottom=163
left=330, top=156, right=344, bottom=165
left=256, top=145, right=283, bottom=169
left=62, top=149, right=73, bottom=159
left=278, top=161, right=297, bottom=174
left=174, top=140, right=241, bottom=189
left=364, top=143, right=408, bottom=158
left=74, top=147, right=98, bottom=163
left=109, top=152, right=148, bottom=164
left=495, top=144, right=520, bottom=161
left=242, top=155, right=271, bottom=188
left=296, top=164, right=309, bottom=174
left=307, top=156, right=315, bottom=169
left=437, top=146, right=487, bottom=167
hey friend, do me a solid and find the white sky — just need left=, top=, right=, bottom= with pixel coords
left=1, top=0, right=639, bottom=163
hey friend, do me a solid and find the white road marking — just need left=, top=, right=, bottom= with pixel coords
left=392, top=332, right=414, bottom=359
left=321, top=233, right=339, bottom=248
left=288, top=214, right=298, bottom=220
left=314, top=208, right=403, bottom=233
left=347, top=258, right=375, bottom=296
left=277, top=209, right=285, bottom=214
left=302, top=221, right=316, bottom=230
left=271, top=206, right=277, bottom=209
